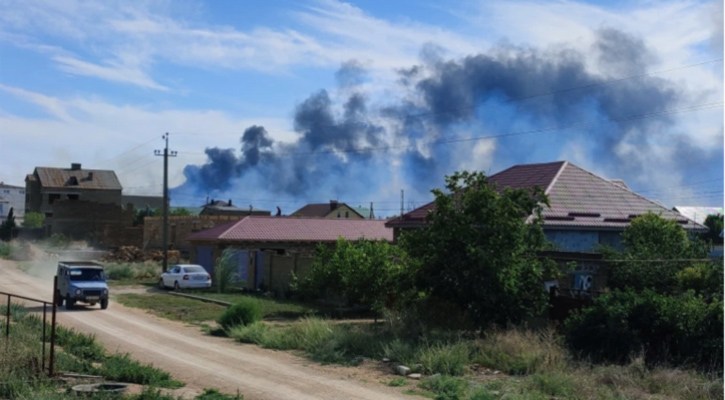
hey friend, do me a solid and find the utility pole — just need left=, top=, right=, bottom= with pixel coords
left=155, top=133, right=177, bottom=272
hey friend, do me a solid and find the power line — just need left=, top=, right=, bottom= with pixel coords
left=96, top=137, right=158, bottom=166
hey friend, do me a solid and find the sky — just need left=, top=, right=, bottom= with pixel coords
left=0, top=0, right=722, bottom=216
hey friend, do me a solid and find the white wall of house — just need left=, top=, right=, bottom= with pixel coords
left=0, top=183, right=26, bottom=221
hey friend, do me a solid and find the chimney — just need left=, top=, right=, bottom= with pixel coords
left=87, top=172, right=93, bottom=180
left=228, top=199, right=232, bottom=206
left=330, top=200, right=339, bottom=210
left=71, top=163, right=81, bottom=170
left=276, top=206, right=281, bottom=217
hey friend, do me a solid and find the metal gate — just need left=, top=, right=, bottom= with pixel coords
left=197, top=246, right=213, bottom=275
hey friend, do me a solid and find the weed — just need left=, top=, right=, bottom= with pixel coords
left=218, top=298, right=263, bottom=330
left=215, top=248, right=242, bottom=293
left=383, top=339, right=419, bottom=367
left=471, top=328, right=566, bottom=375
left=419, top=375, right=468, bottom=400
left=106, top=264, right=135, bottom=280
left=100, top=353, right=183, bottom=388
left=467, top=387, right=497, bottom=400
left=196, top=388, right=244, bottom=399
left=388, top=377, right=408, bottom=387
left=418, top=342, right=470, bottom=376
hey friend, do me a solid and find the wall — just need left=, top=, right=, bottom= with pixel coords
left=544, top=229, right=623, bottom=252
left=25, top=178, right=42, bottom=215
left=259, top=252, right=314, bottom=293
left=51, top=200, right=135, bottom=246
left=144, top=215, right=243, bottom=252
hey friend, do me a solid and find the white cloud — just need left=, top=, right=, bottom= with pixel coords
left=53, top=56, right=168, bottom=90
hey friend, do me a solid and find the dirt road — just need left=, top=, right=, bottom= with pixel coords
left=0, top=259, right=407, bottom=400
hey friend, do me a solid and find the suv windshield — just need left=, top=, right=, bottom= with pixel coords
left=69, top=268, right=105, bottom=281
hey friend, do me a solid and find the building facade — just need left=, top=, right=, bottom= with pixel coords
left=0, top=182, right=25, bottom=221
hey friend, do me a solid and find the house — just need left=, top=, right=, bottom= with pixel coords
left=0, top=182, right=25, bottom=222
left=292, top=200, right=365, bottom=219
left=200, top=199, right=271, bottom=217
left=386, top=161, right=707, bottom=252
left=188, top=216, right=394, bottom=289
left=25, top=163, right=122, bottom=220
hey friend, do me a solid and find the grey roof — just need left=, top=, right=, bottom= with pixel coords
left=0, top=182, right=24, bottom=189
left=33, top=166, right=122, bottom=190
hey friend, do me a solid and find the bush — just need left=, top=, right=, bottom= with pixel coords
left=106, top=264, right=135, bottom=281
left=215, top=248, right=241, bottom=293
left=472, top=328, right=566, bottom=375
left=48, top=233, right=68, bottom=249
left=22, top=212, right=44, bottom=228
left=0, top=241, right=13, bottom=258
left=217, top=298, right=263, bottom=330
left=419, top=375, right=468, bottom=400
left=387, top=377, right=408, bottom=387
left=564, top=289, right=723, bottom=369
left=100, top=353, right=182, bottom=387
left=418, top=342, right=470, bottom=376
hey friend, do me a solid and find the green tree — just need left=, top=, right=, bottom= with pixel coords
left=400, top=171, right=557, bottom=330
left=701, top=214, right=723, bottom=245
left=0, top=208, right=16, bottom=242
left=609, top=213, right=709, bottom=293
left=302, top=238, right=405, bottom=314
left=22, top=211, right=44, bottom=228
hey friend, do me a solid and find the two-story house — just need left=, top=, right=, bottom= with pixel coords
left=25, top=163, right=122, bottom=220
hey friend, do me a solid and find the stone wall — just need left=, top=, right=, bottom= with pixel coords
left=51, top=200, right=135, bottom=247
left=144, top=215, right=243, bottom=252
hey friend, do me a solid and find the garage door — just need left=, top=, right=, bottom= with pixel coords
left=197, top=246, right=213, bottom=275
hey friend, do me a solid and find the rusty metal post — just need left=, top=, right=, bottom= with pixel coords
left=49, top=277, right=57, bottom=377
left=5, top=295, right=9, bottom=339
left=42, top=303, right=47, bottom=372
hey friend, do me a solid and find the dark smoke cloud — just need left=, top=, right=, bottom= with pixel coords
left=173, top=27, right=720, bottom=210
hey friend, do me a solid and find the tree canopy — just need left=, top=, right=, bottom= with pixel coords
left=400, top=170, right=557, bottom=329
left=22, top=211, right=44, bottom=228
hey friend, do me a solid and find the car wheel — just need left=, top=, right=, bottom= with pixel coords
left=55, top=291, right=64, bottom=307
left=100, top=299, right=109, bottom=310
left=65, top=297, right=75, bottom=310
left=174, top=281, right=180, bottom=291
left=158, top=279, right=166, bottom=290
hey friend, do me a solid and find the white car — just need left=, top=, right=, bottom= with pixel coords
left=158, top=264, right=212, bottom=290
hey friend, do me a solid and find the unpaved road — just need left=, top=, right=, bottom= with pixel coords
left=0, top=259, right=407, bottom=400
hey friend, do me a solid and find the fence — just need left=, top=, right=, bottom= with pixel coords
left=0, top=280, right=57, bottom=377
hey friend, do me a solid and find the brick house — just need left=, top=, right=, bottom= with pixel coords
left=25, top=163, right=122, bottom=220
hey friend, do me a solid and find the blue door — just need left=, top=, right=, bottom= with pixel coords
left=197, top=246, right=213, bottom=275
left=234, top=250, right=248, bottom=284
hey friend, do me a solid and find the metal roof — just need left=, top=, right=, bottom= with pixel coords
left=387, top=161, right=707, bottom=232
left=189, top=216, right=393, bottom=243
left=34, top=166, right=122, bottom=190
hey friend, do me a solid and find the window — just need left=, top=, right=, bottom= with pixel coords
left=67, top=194, right=79, bottom=200
left=2, top=190, right=8, bottom=194
left=48, top=194, right=61, bottom=204
left=19, top=190, right=24, bottom=195
left=337, top=211, right=341, bottom=218
left=45, top=212, right=52, bottom=218
left=345, top=211, right=349, bottom=218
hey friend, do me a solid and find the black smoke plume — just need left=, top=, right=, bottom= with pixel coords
left=173, top=28, right=722, bottom=209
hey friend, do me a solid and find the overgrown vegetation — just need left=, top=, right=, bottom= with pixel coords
left=0, top=207, right=16, bottom=241
left=215, top=248, right=242, bottom=293
left=105, top=262, right=161, bottom=284
left=217, top=298, right=263, bottom=330
left=21, top=211, right=44, bottom=228
left=566, top=213, right=723, bottom=370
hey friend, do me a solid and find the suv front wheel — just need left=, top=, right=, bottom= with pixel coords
left=65, top=297, right=75, bottom=310
left=100, top=299, right=109, bottom=310
left=55, top=291, right=64, bottom=307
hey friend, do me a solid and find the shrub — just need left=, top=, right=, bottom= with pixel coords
left=0, top=241, right=13, bottom=258
left=564, top=289, right=723, bottom=369
left=217, top=298, right=263, bottom=330
left=472, top=328, right=566, bottom=375
left=48, top=233, right=68, bottom=249
left=387, top=377, right=407, bottom=387
left=215, top=248, right=241, bottom=293
left=418, top=342, right=470, bottom=376
left=21, top=212, right=44, bottom=228
left=106, top=264, right=135, bottom=281
left=419, top=375, right=468, bottom=400
left=383, top=339, right=419, bottom=366
left=100, top=353, right=182, bottom=387
left=228, top=322, right=269, bottom=344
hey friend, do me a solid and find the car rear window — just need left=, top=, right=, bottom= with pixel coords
left=184, top=266, right=206, bottom=273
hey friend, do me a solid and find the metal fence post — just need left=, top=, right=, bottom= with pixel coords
left=49, top=277, right=57, bottom=377
left=42, top=303, right=47, bottom=372
left=5, top=295, right=9, bottom=340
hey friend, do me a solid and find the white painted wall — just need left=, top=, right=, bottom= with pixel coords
left=0, top=184, right=26, bottom=220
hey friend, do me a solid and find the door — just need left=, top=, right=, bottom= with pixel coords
left=197, top=246, right=213, bottom=275
left=255, top=251, right=264, bottom=288
left=234, top=250, right=248, bottom=284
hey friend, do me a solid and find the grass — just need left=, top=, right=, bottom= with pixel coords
left=105, top=262, right=162, bottom=286
left=183, top=290, right=316, bottom=319
left=387, top=377, right=408, bottom=387
left=117, top=293, right=226, bottom=323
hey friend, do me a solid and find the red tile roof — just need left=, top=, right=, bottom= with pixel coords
left=188, top=216, right=393, bottom=243
left=386, top=161, right=706, bottom=232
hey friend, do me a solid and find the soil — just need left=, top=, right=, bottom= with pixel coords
left=0, top=259, right=407, bottom=400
